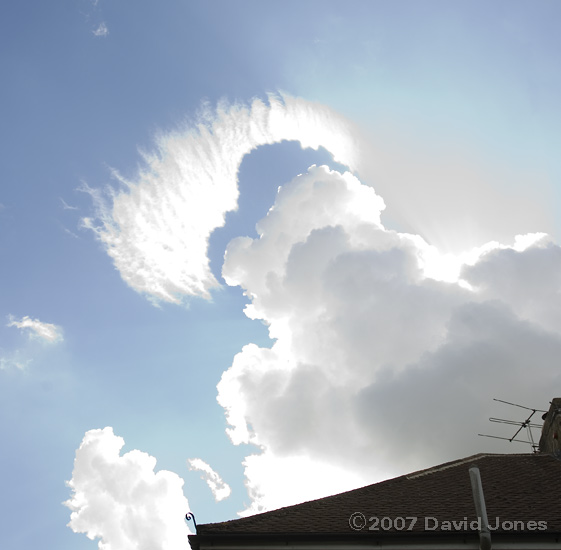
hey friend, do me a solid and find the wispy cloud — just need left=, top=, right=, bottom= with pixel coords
left=65, top=427, right=192, bottom=549
left=92, top=22, right=109, bottom=37
left=60, top=198, right=79, bottom=211
left=188, top=458, right=231, bottom=502
left=7, top=315, right=63, bottom=343
left=0, top=351, right=31, bottom=371
left=62, top=226, right=80, bottom=239
left=83, top=94, right=358, bottom=305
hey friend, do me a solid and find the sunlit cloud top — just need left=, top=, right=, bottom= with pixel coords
left=83, top=94, right=359, bottom=305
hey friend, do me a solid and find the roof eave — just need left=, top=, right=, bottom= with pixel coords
left=189, top=531, right=561, bottom=550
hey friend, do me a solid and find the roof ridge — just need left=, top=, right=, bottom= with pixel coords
left=405, top=452, right=543, bottom=480
left=405, top=453, right=497, bottom=479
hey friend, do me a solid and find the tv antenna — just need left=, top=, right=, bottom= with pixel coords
left=478, top=398, right=546, bottom=452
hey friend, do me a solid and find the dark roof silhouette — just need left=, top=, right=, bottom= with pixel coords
left=189, top=453, right=561, bottom=549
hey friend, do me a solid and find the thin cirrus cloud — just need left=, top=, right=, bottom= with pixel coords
left=7, top=315, right=64, bottom=343
left=65, top=427, right=192, bottom=550
left=82, top=93, right=359, bottom=304
left=187, top=458, right=231, bottom=502
left=0, top=352, right=30, bottom=371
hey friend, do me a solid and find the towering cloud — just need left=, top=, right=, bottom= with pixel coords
left=65, top=428, right=191, bottom=550
left=218, top=164, right=561, bottom=514
left=83, top=94, right=358, bottom=304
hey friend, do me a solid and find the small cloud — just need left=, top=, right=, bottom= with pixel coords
left=60, top=198, right=79, bottom=211
left=63, top=227, right=80, bottom=239
left=92, top=22, right=109, bottom=37
left=65, top=427, right=192, bottom=548
left=0, top=353, right=30, bottom=371
left=56, top=219, right=80, bottom=239
left=7, top=315, right=64, bottom=343
left=188, top=458, right=231, bottom=502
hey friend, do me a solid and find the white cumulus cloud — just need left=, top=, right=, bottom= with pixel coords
left=83, top=94, right=359, bottom=304
left=65, top=427, right=192, bottom=550
left=187, top=458, right=231, bottom=502
left=217, top=164, right=561, bottom=514
left=7, top=315, right=63, bottom=343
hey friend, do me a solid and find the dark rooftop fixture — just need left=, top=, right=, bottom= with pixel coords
left=185, top=512, right=197, bottom=534
left=478, top=398, right=547, bottom=451
left=539, top=397, right=561, bottom=455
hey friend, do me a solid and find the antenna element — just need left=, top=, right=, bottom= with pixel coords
left=478, top=398, right=545, bottom=452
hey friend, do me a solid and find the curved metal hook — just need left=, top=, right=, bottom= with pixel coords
left=185, top=512, right=197, bottom=533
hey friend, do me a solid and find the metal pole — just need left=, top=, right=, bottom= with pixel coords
left=469, top=466, right=492, bottom=550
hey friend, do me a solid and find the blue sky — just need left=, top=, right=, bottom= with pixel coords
left=2, top=2, right=561, bottom=549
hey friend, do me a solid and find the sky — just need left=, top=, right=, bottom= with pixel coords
left=1, top=1, right=561, bottom=549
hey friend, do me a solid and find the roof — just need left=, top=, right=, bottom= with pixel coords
left=189, top=453, right=561, bottom=548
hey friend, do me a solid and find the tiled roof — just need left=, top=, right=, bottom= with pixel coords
left=195, top=453, right=561, bottom=537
